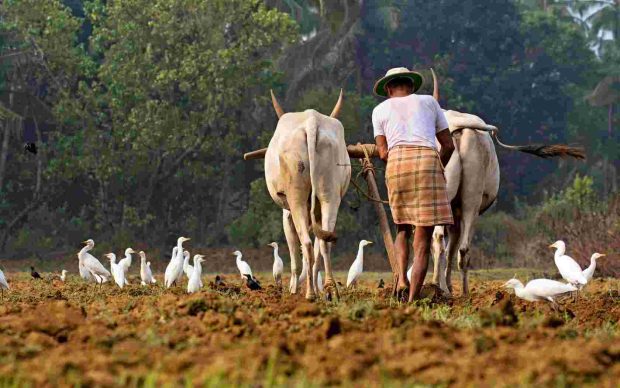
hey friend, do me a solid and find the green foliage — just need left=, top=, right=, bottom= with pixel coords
left=0, top=0, right=616, bottom=256
left=228, top=178, right=283, bottom=247
left=473, top=211, right=526, bottom=266
left=0, top=0, right=298, bottom=250
left=538, top=174, right=600, bottom=221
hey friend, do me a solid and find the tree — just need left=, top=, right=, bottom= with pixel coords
left=0, top=0, right=297, bottom=251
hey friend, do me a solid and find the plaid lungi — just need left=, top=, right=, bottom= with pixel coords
left=386, top=146, right=454, bottom=226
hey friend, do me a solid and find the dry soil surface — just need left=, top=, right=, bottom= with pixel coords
left=0, top=272, right=618, bottom=387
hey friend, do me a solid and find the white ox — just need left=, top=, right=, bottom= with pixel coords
left=428, top=71, right=585, bottom=296
left=264, top=91, right=350, bottom=300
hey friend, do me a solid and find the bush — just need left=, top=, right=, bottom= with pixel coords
left=472, top=175, right=618, bottom=277
left=228, top=178, right=283, bottom=247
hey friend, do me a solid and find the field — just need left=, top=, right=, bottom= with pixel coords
left=0, top=269, right=619, bottom=387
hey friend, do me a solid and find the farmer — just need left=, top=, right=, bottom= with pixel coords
left=372, top=67, right=454, bottom=301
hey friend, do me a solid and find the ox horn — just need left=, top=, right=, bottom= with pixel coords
left=330, top=89, right=344, bottom=119
left=270, top=89, right=285, bottom=119
left=431, top=68, right=439, bottom=102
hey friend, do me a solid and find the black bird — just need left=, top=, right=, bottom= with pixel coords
left=24, top=143, right=37, bottom=155
left=244, top=274, right=261, bottom=291
left=214, top=275, right=226, bottom=287
left=377, top=279, right=385, bottom=289
left=30, top=266, right=41, bottom=280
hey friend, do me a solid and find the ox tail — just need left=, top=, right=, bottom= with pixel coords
left=491, top=131, right=586, bottom=160
left=306, top=115, right=338, bottom=243
left=461, top=125, right=586, bottom=160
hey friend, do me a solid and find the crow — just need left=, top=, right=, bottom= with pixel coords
left=30, top=266, right=41, bottom=280
left=377, top=279, right=385, bottom=289
left=24, top=143, right=37, bottom=155
left=214, top=275, right=226, bottom=287
left=244, top=274, right=261, bottom=291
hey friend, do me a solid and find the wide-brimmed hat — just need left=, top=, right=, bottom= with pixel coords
left=373, top=67, right=424, bottom=97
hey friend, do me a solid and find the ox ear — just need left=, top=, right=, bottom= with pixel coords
left=270, top=89, right=285, bottom=119
left=330, top=89, right=344, bottom=119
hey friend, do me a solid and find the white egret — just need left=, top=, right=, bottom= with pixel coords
left=187, top=255, right=205, bottom=294
left=183, top=250, right=193, bottom=280
left=346, top=240, right=373, bottom=288
left=165, top=237, right=190, bottom=288
left=78, top=239, right=111, bottom=284
left=60, top=270, right=68, bottom=282
left=139, top=251, right=156, bottom=285
left=0, top=266, right=8, bottom=299
left=549, top=240, right=587, bottom=286
left=106, top=253, right=125, bottom=289
left=583, top=253, right=607, bottom=282
left=268, top=242, right=283, bottom=286
left=233, top=250, right=253, bottom=280
left=118, top=247, right=135, bottom=284
left=503, top=277, right=577, bottom=306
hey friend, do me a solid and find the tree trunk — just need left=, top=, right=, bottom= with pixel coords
left=0, top=120, right=9, bottom=190
left=33, top=116, right=43, bottom=198
left=214, top=153, right=232, bottom=242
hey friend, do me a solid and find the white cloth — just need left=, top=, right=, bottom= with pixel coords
left=372, top=94, right=449, bottom=150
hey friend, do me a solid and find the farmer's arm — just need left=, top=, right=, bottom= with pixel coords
left=372, top=107, right=388, bottom=162
left=434, top=100, right=453, bottom=167
left=375, top=135, right=388, bottom=162
left=436, top=129, right=454, bottom=167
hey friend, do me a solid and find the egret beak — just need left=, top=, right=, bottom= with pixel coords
left=548, top=244, right=554, bottom=248
left=368, top=241, right=373, bottom=245
left=82, top=240, right=89, bottom=244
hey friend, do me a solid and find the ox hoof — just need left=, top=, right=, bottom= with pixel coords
left=305, top=292, right=317, bottom=301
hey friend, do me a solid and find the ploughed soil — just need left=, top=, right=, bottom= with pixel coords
left=0, top=271, right=618, bottom=387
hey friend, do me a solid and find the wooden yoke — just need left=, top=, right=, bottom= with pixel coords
left=243, top=144, right=380, bottom=161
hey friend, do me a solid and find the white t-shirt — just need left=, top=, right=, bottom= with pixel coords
left=372, top=94, right=449, bottom=150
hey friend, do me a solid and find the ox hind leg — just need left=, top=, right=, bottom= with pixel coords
left=444, top=208, right=461, bottom=296
left=287, top=200, right=316, bottom=301
left=283, top=209, right=301, bottom=294
left=312, top=238, right=322, bottom=294
left=317, top=199, right=342, bottom=301
left=457, top=203, right=480, bottom=296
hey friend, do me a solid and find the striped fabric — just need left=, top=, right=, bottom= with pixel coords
left=385, top=146, right=454, bottom=226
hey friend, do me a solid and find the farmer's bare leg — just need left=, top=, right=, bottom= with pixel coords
left=395, top=224, right=412, bottom=292
left=409, top=225, right=433, bottom=302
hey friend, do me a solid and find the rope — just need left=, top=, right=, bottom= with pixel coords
left=349, top=176, right=390, bottom=204
left=347, top=144, right=390, bottom=205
